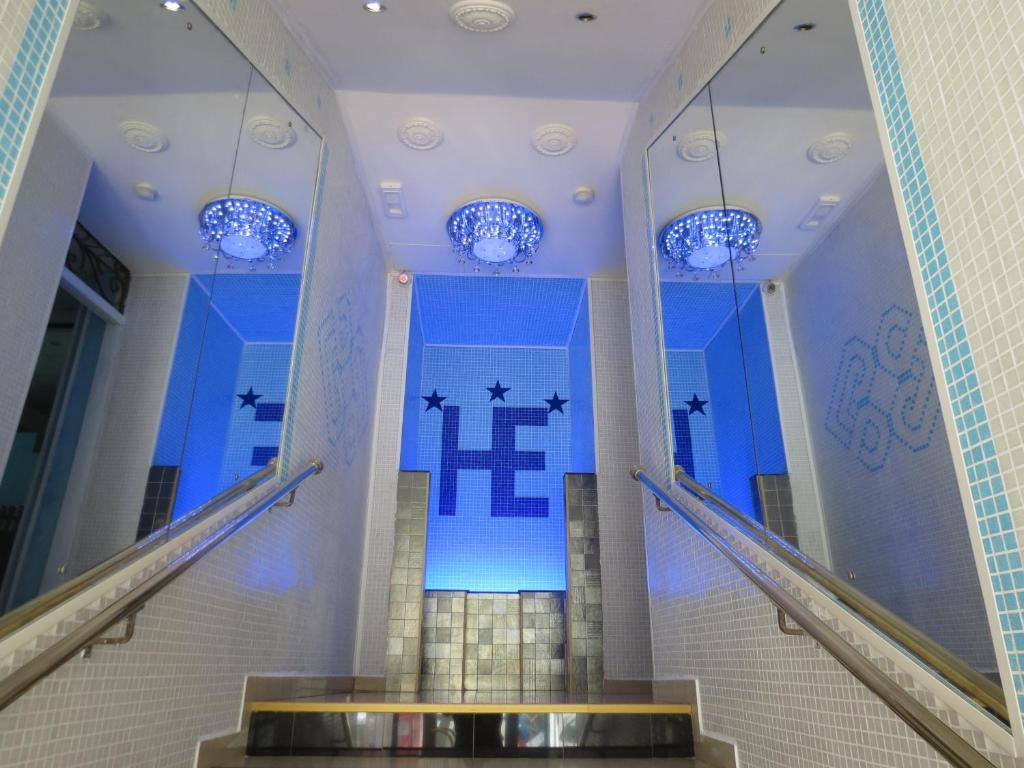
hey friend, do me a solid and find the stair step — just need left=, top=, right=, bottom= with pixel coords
left=246, top=694, right=694, bottom=760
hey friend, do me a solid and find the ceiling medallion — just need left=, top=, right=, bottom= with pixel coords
left=198, top=196, right=298, bottom=269
left=447, top=199, right=543, bottom=273
left=676, top=130, right=726, bottom=162
left=118, top=120, right=169, bottom=153
left=807, top=131, right=854, bottom=164
left=73, top=2, right=108, bottom=30
left=449, top=0, right=515, bottom=32
left=658, top=207, right=761, bottom=273
left=398, top=116, right=444, bottom=151
left=532, top=123, right=577, bottom=157
left=245, top=114, right=297, bottom=150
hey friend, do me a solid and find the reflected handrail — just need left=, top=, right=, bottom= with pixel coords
left=0, top=459, right=322, bottom=713
left=671, top=466, right=1008, bottom=724
left=632, top=467, right=996, bottom=768
left=0, top=461, right=278, bottom=642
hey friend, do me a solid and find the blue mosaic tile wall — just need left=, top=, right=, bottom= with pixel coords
left=219, top=343, right=291, bottom=487
left=417, top=346, right=571, bottom=592
left=662, top=283, right=785, bottom=520
left=666, top=350, right=720, bottom=493
left=402, top=276, right=592, bottom=593
left=154, top=275, right=299, bottom=518
left=567, top=288, right=595, bottom=473
left=414, top=275, right=585, bottom=346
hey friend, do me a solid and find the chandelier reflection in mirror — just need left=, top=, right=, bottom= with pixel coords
left=447, top=198, right=543, bottom=273
left=658, top=207, right=761, bottom=276
left=198, top=196, right=298, bottom=269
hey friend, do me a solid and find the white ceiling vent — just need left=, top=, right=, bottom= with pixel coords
left=118, top=120, right=169, bottom=153
left=449, top=0, right=515, bottom=32
left=807, top=132, right=854, bottom=164
left=379, top=181, right=407, bottom=218
left=799, top=194, right=841, bottom=231
left=532, top=124, right=577, bottom=156
left=398, top=117, right=444, bottom=151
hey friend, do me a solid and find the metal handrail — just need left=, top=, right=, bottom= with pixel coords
left=631, top=467, right=996, bottom=768
left=0, top=462, right=278, bottom=642
left=0, top=459, right=323, bottom=713
left=672, top=466, right=1008, bottom=723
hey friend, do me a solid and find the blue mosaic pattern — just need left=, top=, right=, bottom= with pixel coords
left=661, top=282, right=756, bottom=350
left=826, top=304, right=941, bottom=472
left=0, top=0, right=70, bottom=215
left=856, top=0, right=1023, bottom=717
left=418, top=346, right=571, bottom=592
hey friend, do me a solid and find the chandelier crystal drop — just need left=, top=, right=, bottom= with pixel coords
left=198, top=196, right=298, bottom=265
left=446, top=198, right=543, bottom=268
left=658, top=207, right=761, bottom=272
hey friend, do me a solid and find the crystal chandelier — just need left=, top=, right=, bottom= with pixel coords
left=198, top=196, right=297, bottom=267
left=658, top=207, right=761, bottom=273
left=446, top=198, right=543, bottom=272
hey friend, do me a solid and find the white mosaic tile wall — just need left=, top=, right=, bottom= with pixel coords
left=588, top=279, right=653, bottom=680
left=0, top=0, right=387, bottom=764
left=0, top=112, right=90, bottom=475
left=69, top=274, right=187, bottom=574
left=759, top=285, right=829, bottom=566
left=854, top=0, right=1024, bottom=736
left=355, top=274, right=412, bottom=676
left=622, top=0, right=1024, bottom=762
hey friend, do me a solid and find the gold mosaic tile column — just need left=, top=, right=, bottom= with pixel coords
left=521, top=592, right=567, bottom=692
left=384, top=471, right=429, bottom=692
left=420, top=590, right=466, bottom=693
left=566, top=473, right=604, bottom=694
left=464, top=593, right=522, bottom=693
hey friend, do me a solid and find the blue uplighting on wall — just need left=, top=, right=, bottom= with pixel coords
left=661, top=283, right=785, bottom=520
left=153, top=275, right=297, bottom=519
left=403, top=275, right=591, bottom=593
left=413, top=275, right=585, bottom=346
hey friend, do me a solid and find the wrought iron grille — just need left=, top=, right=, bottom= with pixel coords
left=65, top=223, right=131, bottom=313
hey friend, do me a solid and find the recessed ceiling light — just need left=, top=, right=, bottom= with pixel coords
left=132, top=181, right=159, bottom=201
left=793, top=22, right=816, bottom=31
left=576, top=12, right=596, bottom=22
left=363, top=2, right=386, bottom=12
left=160, top=0, right=185, bottom=12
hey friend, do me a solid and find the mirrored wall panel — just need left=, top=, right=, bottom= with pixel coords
left=0, top=0, right=320, bottom=617
left=647, top=0, right=1003, bottom=719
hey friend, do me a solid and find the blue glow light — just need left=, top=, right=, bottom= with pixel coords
left=198, top=196, right=297, bottom=266
left=446, top=198, right=543, bottom=270
left=658, top=207, right=761, bottom=272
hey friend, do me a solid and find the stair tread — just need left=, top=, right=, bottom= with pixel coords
left=248, top=692, right=692, bottom=715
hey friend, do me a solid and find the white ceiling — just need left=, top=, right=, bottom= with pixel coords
left=270, top=0, right=712, bottom=101
left=340, top=90, right=635, bottom=277
left=649, top=0, right=885, bottom=283
left=45, top=0, right=320, bottom=276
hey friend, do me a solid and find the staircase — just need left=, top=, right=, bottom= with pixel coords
left=197, top=677, right=734, bottom=766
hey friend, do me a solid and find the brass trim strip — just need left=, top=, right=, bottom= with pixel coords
left=672, top=466, right=1008, bottom=723
left=0, top=461, right=278, bottom=641
left=633, top=468, right=996, bottom=768
left=0, top=460, right=323, bottom=713
left=248, top=701, right=694, bottom=715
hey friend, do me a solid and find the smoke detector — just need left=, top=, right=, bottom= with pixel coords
left=449, top=0, right=515, bottom=32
